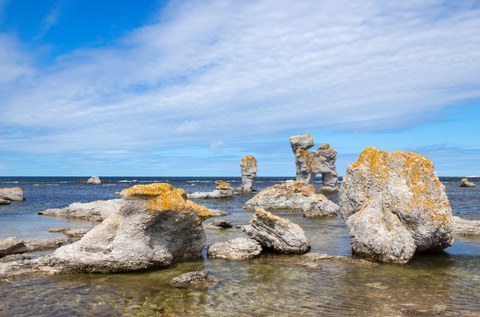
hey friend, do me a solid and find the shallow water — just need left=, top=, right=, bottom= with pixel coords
left=0, top=177, right=479, bottom=316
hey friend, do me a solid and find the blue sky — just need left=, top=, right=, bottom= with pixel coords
left=0, top=0, right=479, bottom=177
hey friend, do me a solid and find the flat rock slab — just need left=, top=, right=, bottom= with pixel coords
left=0, top=237, right=28, bottom=257
left=207, top=238, right=262, bottom=260
left=453, top=216, right=480, bottom=236
left=38, top=199, right=123, bottom=222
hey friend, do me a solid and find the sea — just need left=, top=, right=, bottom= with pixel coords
left=0, top=176, right=479, bottom=316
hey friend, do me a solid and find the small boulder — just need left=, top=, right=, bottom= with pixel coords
left=86, top=176, right=102, bottom=184
left=0, top=187, right=24, bottom=202
left=237, top=155, right=258, bottom=193
left=207, top=237, right=262, bottom=260
left=242, top=208, right=310, bottom=254
left=453, top=216, right=480, bottom=236
left=460, top=178, right=476, bottom=187
left=188, top=180, right=234, bottom=199
left=169, top=271, right=218, bottom=289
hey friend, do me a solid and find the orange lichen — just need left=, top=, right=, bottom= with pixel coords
left=240, top=155, right=257, bottom=167
left=215, top=180, right=232, bottom=189
left=319, top=144, right=330, bottom=150
left=256, top=208, right=290, bottom=225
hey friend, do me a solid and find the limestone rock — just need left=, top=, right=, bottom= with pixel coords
left=0, top=187, right=24, bottom=202
left=0, top=198, right=10, bottom=205
left=237, top=155, right=258, bottom=193
left=169, top=271, right=218, bottom=289
left=188, top=180, right=234, bottom=199
left=204, top=220, right=233, bottom=230
left=453, top=216, right=480, bottom=236
left=207, top=237, right=262, bottom=260
left=243, top=180, right=338, bottom=217
left=340, top=147, right=454, bottom=263
left=87, top=176, right=102, bottom=184
left=0, top=237, right=27, bottom=257
left=460, top=178, right=476, bottom=187
left=38, top=199, right=123, bottom=222
left=242, top=208, right=310, bottom=254
left=289, top=134, right=338, bottom=192
left=42, top=183, right=212, bottom=273
left=48, top=227, right=91, bottom=239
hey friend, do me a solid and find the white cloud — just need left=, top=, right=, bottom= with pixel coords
left=209, top=140, right=225, bottom=154
left=0, top=0, right=480, bottom=157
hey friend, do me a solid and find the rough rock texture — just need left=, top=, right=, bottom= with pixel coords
left=237, top=155, right=258, bottom=193
left=87, top=176, right=102, bottom=184
left=48, top=227, right=91, bottom=239
left=0, top=236, right=76, bottom=258
left=340, top=147, right=454, bottom=264
left=209, top=209, right=231, bottom=217
left=188, top=180, right=234, bottom=199
left=38, top=199, right=123, bottom=222
left=289, top=134, right=338, bottom=192
left=300, top=253, right=378, bottom=267
left=204, top=220, right=233, bottom=230
left=453, top=216, right=480, bottom=236
left=243, top=180, right=338, bottom=217
left=0, top=187, right=24, bottom=202
left=207, top=237, right=262, bottom=260
left=242, top=208, right=310, bottom=254
left=460, top=178, right=477, bottom=187
left=0, top=237, right=27, bottom=257
left=169, top=271, right=218, bottom=289
left=0, top=198, right=10, bottom=205
left=42, top=183, right=212, bottom=273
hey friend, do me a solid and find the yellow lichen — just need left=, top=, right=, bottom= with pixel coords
left=319, top=144, right=330, bottom=150
left=240, top=155, right=257, bottom=167
left=215, top=180, right=232, bottom=189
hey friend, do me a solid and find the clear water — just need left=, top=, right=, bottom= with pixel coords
left=0, top=177, right=479, bottom=316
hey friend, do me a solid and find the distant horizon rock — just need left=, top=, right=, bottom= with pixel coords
left=188, top=180, right=234, bottom=199
left=0, top=187, right=24, bottom=202
left=460, top=178, right=476, bottom=187
left=87, top=176, right=102, bottom=184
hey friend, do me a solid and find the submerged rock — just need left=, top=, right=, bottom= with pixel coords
left=169, top=271, right=218, bottom=289
left=290, top=134, right=339, bottom=192
left=42, top=183, right=212, bottom=273
left=243, top=180, right=338, bottom=217
left=237, top=155, right=258, bottom=193
left=207, top=237, right=262, bottom=260
left=340, top=147, right=454, bottom=264
left=87, top=176, right=102, bottom=184
left=38, top=199, right=123, bottom=222
left=188, top=180, right=234, bottom=199
left=204, top=220, right=233, bottom=230
left=242, top=208, right=310, bottom=254
left=0, top=187, right=24, bottom=202
left=453, top=216, right=480, bottom=236
left=460, top=178, right=476, bottom=187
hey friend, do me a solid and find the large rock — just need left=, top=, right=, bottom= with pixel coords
left=453, top=216, right=480, bottom=236
left=188, top=180, right=234, bottom=199
left=243, top=180, right=338, bottom=217
left=290, top=134, right=338, bottom=192
left=242, top=208, right=310, bottom=254
left=0, top=237, right=27, bottom=257
left=0, top=187, right=24, bottom=202
left=460, top=178, right=476, bottom=187
left=237, top=155, right=258, bottom=193
left=38, top=199, right=123, bottom=222
left=87, top=176, right=102, bottom=184
left=207, top=237, right=262, bottom=260
left=340, top=147, right=454, bottom=263
left=42, top=183, right=212, bottom=273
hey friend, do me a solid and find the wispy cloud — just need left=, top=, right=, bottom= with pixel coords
left=37, top=0, right=68, bottom=39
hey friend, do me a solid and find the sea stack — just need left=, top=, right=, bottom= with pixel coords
left=460, top=178, right=476, bottom=187
left=289, top=134, right=338, bottom=192
left=340, top=147, right=454, bottom=264
left=237, top=155, right=258, bottom=193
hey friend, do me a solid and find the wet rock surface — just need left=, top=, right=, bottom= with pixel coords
left=453, top=216, right=480, bottom=236
left=207, top=237, right=262, bottom=260
left=169, top=271, right=219, bottom=289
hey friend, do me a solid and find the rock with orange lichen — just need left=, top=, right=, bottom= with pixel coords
left=242, top=208, right=310, bottom=254
left=289, top=134, right=338, bottom=192
left=243, top=180, right=339, bottom=217
left=188, top=180, right=234, bottom=199
left=0, top=187, right=24, bottom=202
left=237, top=155, right=258, bottom=193
left=460, top=178, right=476, bottom=187
left=340, top=147, right=454, bottom=264
left=42, top=183, right=211, bottom=273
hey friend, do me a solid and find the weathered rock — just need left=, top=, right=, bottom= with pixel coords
left=42, top=183, right=212, bottom=273
left=242, top=208, right=310, bottom=254
left=340, top=147, right=454, bottom=264
left=453, top=216, right=480, bottom=236
left=38, top=199, right=123, bottom=222
left=188, top=180, right=234, bottom=199
left=0, top=254, right=31, bottom=263
left=243, top=180, right=338, bottom=217
left=209, top=209, right=231, bottom=217
left=169, top=271, right=218, bottom=289
left=207, top=237, right=262, bottom=260
left=0, top=198, right=11, bottom=205
left=48, top=227, right=91, bottom=239
left=460, top=178, right=476, bottom=187
left=204, top=220, right=233, bottom=230
left=0, top=187, right=24, bottom=201
left=290, top=134, right=338, bottom=192
left=0, top=236, right=75, bottom=258
left=0, top=237, right=28, bottom=257
left=300, top=253, right=378, bottom=267
left=87, top=176, right=102, bottom=184
left=237, top=155, right=258, bottom=193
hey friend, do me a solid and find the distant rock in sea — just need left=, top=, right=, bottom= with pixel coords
left=86, top=176, right=102, bottom=184
left=188, top=180, right=234, bottom=199
left=460, top=178, right=476, bottom=187
left=453, top=216, right=480, bottom=236
left=237, top=155, right=258, bottom=193
left=0, top=187, right=24, bottom=203
left=38, top=199, right=123, bottom=222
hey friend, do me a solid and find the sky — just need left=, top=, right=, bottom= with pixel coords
left=0, top=0, right=479, bottom=177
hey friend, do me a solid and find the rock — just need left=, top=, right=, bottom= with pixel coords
left=188, top=180, right=234, bottom=199
left=0, top=237, right=28, bottom=257
left=23, top=238, right=72, bottom=252
left=86, top=176, right=102, bottom=184
left=289, top=134, right=339, bottom=192
left=42, top=183, right=213, bottom=273
left=0, top=187, right=24, bottom=201
left=169, top=271, right=218, bottom=289
left=0, top=254, right=31, bottom=263
left=38, top=199, right=123, bottom=222
left=460, top=178, right=476, bottom=187
left=207, top=237, right=262, bottom=260
left=453, top=216, right=480, bottom=236
left=0, top=198, right=11, bottom=205
left=237, top=155, right=258, bottom=193
left=48, top=227, right=91, bottom=239
left=340, top=147, right=454, bottom=264
left=243, top=180, right=338, bottom=217
left=205, top=220, right=233, bottom=230
left=242, top=208, right=310, bottom=254
left=209, top=209, right=231, bottom=217
left=300, top=253, right=377, bottom=267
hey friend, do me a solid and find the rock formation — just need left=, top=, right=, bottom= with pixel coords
left=0, top=236, right=82, bottom=258
left=460, top=178, right=477, bottom=187
left=243, top=180, right=338, bottom=217
left=188, top=180, right=234, bottom=199
left=242, top=208, right=310, bottom=254
left=207, top=237, right=262, bottom=260
left=340, top=147, right=454, bottom=264
left=204, top=220, right=233, bottom=230
left=237, top=155, right=258, bottom=193
left=453, top=216, right=480, bottom=236
left=290, top=134, right=338, bottom=192
left=38, top=199, right=123, bottom=222
left=42, top=183, right=212, bottom=273
left=87, top=176, right=102, bottom=184
left=0, top=187, right=24, bottom=202
left=169, top=271, right=219, bottom=289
